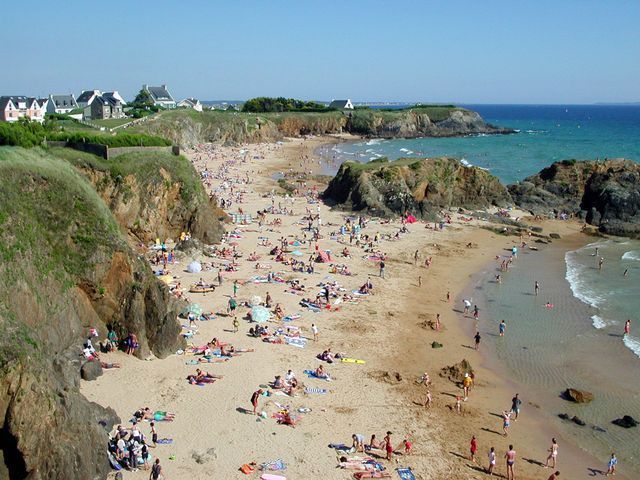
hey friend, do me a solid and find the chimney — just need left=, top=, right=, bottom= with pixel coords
left=161, top=84, right=167, bottom=90
left=142, top=84, right=148, bottom=90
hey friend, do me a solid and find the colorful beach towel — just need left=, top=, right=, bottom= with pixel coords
left=396, top=468, right=415, bottom=480
left=303, top=369, right=331, bottom=381
left=304, top=387, right=327, bottom=395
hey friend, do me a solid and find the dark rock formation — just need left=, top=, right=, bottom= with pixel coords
left=612, top=415, right=638, bottom=428
left=509, top=159, right=640, bottom=238
left=0, top=147, right=205, bottom=479
left=81, top=360, right=103, bottom=381
left=440, top=359, right=474, bottom=384
left=572, top=416, right=586, bottom=426
left=563, top=388, right=594, bottom=403
left=324, top=157, right=511, bottom=218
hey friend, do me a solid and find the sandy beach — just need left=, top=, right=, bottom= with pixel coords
left=82, top=136, right=625, bottom=480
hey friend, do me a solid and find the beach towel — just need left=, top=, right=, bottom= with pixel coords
left=260, top=459, right=286, bottom=471
left=328, top=443, right=349, bottom=450
left=260, top=475, right=286, bottom=480
left=396, top=468, right=415, bottom=480
left=305, top=387, right=327, bottom=394
left=285, top=337, right=306, bottom=348
left=303, top=370, right=331, bottom=381
left=282, top=314, right=301, bottom=322
left=156, top=438, right=173, bottom=444
left=341, top=358, right=366, bottom=364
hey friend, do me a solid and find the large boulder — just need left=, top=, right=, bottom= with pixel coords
left=81, top=360, right=103, bottom=381
left=440, top=359, right=474, bottom=384
left=612, top=415, right=638, bottom=429
left=324, top=157, right=511, bottom=218
left=563, top=388, right=594, bottom=403
left=509, top=159, right=640, bottom=238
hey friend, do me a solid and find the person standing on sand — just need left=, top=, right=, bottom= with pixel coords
left=463, top=299, right=471, bottom=315
left=149, top=458, right=164, bottom=480
left=544, top=437, right=558, bottom=469
left=233, top=279, right=239, bottom=297
left=474, top=331, right=481, bottom=350
left=502, top=410, right=512, bottom=436
left=463, top=373, right=472, bottom=400
left=624, top=319, right=631, bottom=336
left=499, top=320, right=506, bottom=337
left=423, top=389, right=432, bottom=408
left=535, top=280, right=540, bottom=296
left=217, top=270, right=223, bottom=286
left=511, top=393, right=522, bottom=420
left=605, top=453, right=617, bottom=476
left=487, top=446, right=496, bottom=475
left=251, top=389, right=263, bottom=415
left=414, top=249, right=419, bottom=265
left=435, top=314, right=441, bottom=331
left=384, top=431, right=393, bottom=461
left=447, top=291, right=451, bottom=303
left=311, top=323, right=318, bottom=342
left=379, top=260, right=386, bottom=279
left=470, top=435, right=478, bottom=463
left=505, top=445, right=516, bottom=480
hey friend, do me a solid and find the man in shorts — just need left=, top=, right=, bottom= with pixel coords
left=511, top=393, right=522, bottom=420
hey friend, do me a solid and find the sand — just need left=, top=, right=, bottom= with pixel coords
left=82, top=136, right=622, bottom=479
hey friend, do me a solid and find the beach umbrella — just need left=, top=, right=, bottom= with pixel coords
left=187, top=261, right=202, bottom=273
left=183, top=303, right=203, bottom=316
left=251, top=306, right=271, bottom=323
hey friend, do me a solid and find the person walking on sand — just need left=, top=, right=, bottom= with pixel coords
left=502, top=411, right=512, bottom=436
left=535, top=280, right=540, bottom=296
left=463, top=298, right=471, bottom=315
left=470, top=435, right=478, bottom=463
left=463, top=373, right=472, bottom=400
left=311, top=323, right=318, bottom=342
left=447, top=291, right=451, bottom=303
left=233, top=279, right=239, bottom=297
left=232, top=316, right=239, bottom=333
left=511, top=393, right=522, bottom=421
left=414, top=249, right=419, bottom=265
left=379, top=260, right=386, bottom=279
left=435, top=313, right=441, bottom=331
left=545, top=437, right=558, bottom=469
left=605, top=453, right=617, bottom=476
left=423, top=389, right=432, bottom=408
left=487, top=446, right=496, bottom=475
left=499, top=320, right=506, bottom=337
left=474, top=331, right=481, bottom=350
left=505, top=445, right=516, bottom=480
left=624, top=319, right=631, bottom=336
left=251, top=389, right=263, bottom=415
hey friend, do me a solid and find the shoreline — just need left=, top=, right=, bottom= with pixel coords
left=82, top=136, right=631, bottom=479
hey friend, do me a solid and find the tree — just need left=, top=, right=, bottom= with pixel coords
left=131, top=89, right=154, bottom=109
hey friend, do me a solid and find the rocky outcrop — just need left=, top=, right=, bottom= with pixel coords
left=134, top=107, right=513, bottom=146
left=0, top=147, right=194, bottom=479
left=612, top=415, right=638, bottom=428
left=52, top=148, right=226, bottom=244
left=563, top=388, right=594, bottom=403
left=323, top=157, right=511, bottom=217
left=509, top=159, right=640, bottom=238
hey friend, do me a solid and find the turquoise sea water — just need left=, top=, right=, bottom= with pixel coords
left=327, top=104, right=640, bottom=183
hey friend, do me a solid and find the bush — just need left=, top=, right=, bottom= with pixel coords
left=0, top=120, right=170, bottom=148
left=242, top=97, right=332, bottom=113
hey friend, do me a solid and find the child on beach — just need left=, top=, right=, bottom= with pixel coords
left=487, top=446, right=496, bottom=475
left=606, top=453, right=617, bottom=476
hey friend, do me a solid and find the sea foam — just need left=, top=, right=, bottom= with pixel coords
left=622, top=250, right=640, bottom=261
left=565, top=249, right=605, bottom=308
left=591, top=315, right=607, bottom=329
left=623, top=335, right=640, bottom=359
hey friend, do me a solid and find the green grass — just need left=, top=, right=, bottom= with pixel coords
left=92, top=118, right=133, bottom=129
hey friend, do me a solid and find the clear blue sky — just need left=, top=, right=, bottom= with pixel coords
left=2, top=0, right=639, bottom=104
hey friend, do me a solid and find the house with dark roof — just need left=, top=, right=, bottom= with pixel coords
left=83, top=93, right=124, bottom=120
left=177, top=97, right=202, bottom=112
left=46, top=94, right=78, bottom=114
left=142, top=84, right=176, bottom=109
left=329, top=99, right=354, bottom=110
left=77, top=90, right=102, bottom=108
left=0, top=96, right=46, bottom=123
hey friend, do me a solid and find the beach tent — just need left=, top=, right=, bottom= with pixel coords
left=315, top=251, right=331, bottom=263
left=187, top=261, right=202, bottom=273
left=251, top=306, right=271, bottom=323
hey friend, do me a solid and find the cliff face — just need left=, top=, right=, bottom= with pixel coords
left=0, top=147, right=214, bottom=479
left=508, top=159, right=640, bottom=237
left=133, top=107, right=512, bottom=146
left=51, top=148, right=225, bottom=244
left=323, top=157, right=511, bottom=217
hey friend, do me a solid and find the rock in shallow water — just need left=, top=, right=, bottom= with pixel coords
left=563, top=388, right=594, bottom=403
left=612, top=415, right=639, bottom=429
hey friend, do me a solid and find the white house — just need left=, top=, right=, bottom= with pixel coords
left=0, top=96, right=46, bottom=123
left=329, top=99, right=354, bottom=110
left=177, top=98, right=203, bottom=112
left=142, top=84, right=176, bottom=109
left=47, top=94, right=78, bottom=114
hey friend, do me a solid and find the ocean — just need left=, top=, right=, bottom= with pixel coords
left=323, top=104, right=640, bottom=184
left=320, top=105, right=640, bottom=474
